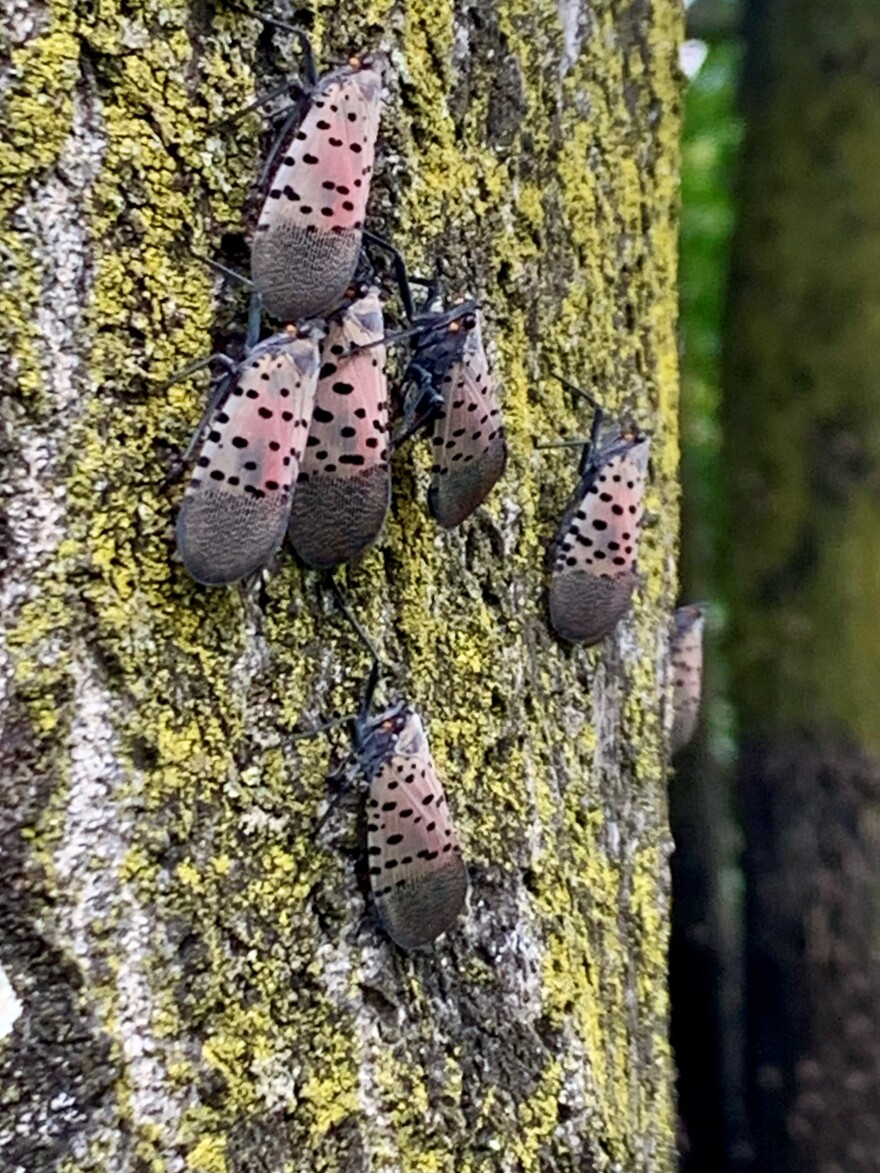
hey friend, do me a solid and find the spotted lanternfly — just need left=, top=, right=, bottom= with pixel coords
left=251, top=46, right=382, bottom=323
left=176, top=322, right=324, bottom=585
left=548, top=408, right=651, bottom=645
left=287, top=283, right=390, bottom=568
left=670, top=604, right=705, bottom=753
left=397, top=287, right=507, bottom=528
left=354, top=691, right=468, bottom=950
left=358, top=236, right=507, bottom=525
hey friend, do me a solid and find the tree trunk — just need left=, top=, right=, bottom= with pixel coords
left=673, top=38, right=752, bottom=1173
left=725, top=2, right=880, bottom=1170
left=0, top=3, right=683, bottom=1170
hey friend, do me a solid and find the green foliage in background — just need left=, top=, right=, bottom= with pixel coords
left=674, top=42, right=746, bottom=1169
left=680, top=39, right=742, bottom=762
left=680, top=40, right=742, bottom=597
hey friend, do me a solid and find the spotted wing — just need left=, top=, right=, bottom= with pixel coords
left=427, top=315, right=506, bottom=528
left=176, top=334, right=321, bottom=585
left=288, top=287, right=390, bottom=568
left=548, top=435, right=650, bottom=644
left=364, top=711, right=468, bottom=950
left=670, top=604, right=705, bottom=753
left=261, top=66, right=380, bottom=234
left=252, top=66, right=382, bottom=322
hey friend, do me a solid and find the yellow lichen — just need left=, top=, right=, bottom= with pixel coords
left=185, top=1134, right=227, bottom=1173
left=4, top=0, right=681, bottom=1166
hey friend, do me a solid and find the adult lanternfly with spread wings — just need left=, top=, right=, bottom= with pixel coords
left=547, top=389, right=650, bottom=645
left=175, top=317, right=324, bottom=585
left=287, top=282, right=390, bottom=569
left=670, top=603, right=706, bottom=753
left=251, top=29, right=382, bottom=323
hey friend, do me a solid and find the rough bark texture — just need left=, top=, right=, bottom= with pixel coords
left=0, top=2, right=683, bottom=1170
left=725, top=2, right=880, bottom=1170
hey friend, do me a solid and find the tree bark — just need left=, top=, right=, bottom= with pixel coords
left=725, top=2, right=880, bottom=1169
left=0, top=2, right=683, bottom=1171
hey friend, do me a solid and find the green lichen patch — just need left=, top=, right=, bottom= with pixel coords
left=3, top=0, right=682, bottom=1167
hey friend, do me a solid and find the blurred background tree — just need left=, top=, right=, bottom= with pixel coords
left=677, top=1, right=880, bottom=1170
left=674, top=9, right=747, bottom=1171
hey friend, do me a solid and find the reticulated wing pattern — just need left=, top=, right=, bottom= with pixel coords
left=364, top=710, right=468, bottom=950
left=252, top=65, right=382, bottom=321
left=548, top=435, right=651, bottom=644
left=176, top=332, right=321, bottom=585
left=670, top=604, right=705, bottom=753
left=427, top=315, right=506, bottom=528
left=288, top=286, right=390, bottom=567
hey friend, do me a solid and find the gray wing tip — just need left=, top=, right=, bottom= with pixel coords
left=251, top=227, right=362, bottom=322
left=548, top=569, right=638, bottom=645
left=176, top=492, right=288, bottom=585
left=429, top=438, right=507, bottom=528
left=288, top=469, right=391, bottom=569
left=376, top=857, right=469, bottom=950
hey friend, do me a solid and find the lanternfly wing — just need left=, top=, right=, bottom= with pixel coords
left=360, top=707, right=468, bottom=950
left=548, top=432, right=651, bottom=645
left=670, top=604, right=705, bottom=753
left=252, top=64, right=382, bottom=322
left=176, top=330, right=322, bottom=585
left=425, top=313, right=506, bottom=528
left=288, top=286, right=390, bottom=568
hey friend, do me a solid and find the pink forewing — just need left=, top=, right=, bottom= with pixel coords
left=257, top=66, right=381, bottom=237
